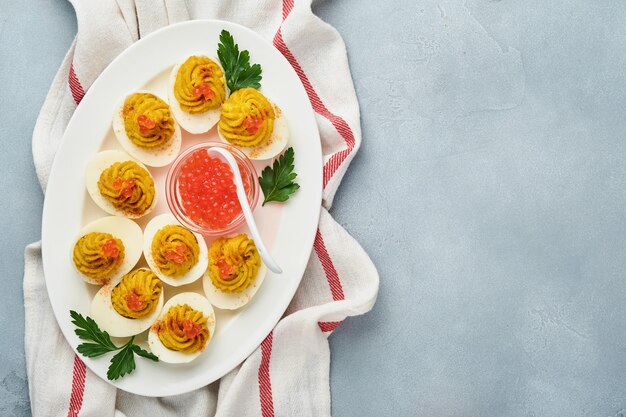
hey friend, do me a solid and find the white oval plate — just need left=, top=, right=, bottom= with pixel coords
left=41, top=20, right=321, bottom=397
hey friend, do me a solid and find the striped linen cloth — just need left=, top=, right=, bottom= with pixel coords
left=25, top=1, right=379, bottom=416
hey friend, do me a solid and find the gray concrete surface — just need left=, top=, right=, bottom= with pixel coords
left=0, top=1, right=77, bottom=416
left=3, top=0, right=626, bottom=416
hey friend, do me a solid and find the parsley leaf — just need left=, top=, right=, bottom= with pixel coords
left=217, top=29, right=262, bottom=92
left=69, top=310, right=159, bottom=380
left=259, top=147, right=300, bottom=205
left=131, top=344, right=159, bottom=362
left=108, top=341, right=136, bottom=381
left=71, top=310, right=117, bottom=352
left=77, top=342, right=117, bottom=358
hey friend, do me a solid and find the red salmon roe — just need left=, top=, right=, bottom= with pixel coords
left=178, top=149, right=251, bottom=230
left=165, top=243, right=188, bottom=264
left=137, top=114, right=156, bottom=134
left=243, top=117, right=264, bottom=134
left=126, top=291, right=144, bottom=311
left=216, top=258, right=234, bottom=279
left=193, top=83, right=215, bottom=101
left=113, top=178, right=136, bottom=198
left=101, top=239, right=120, bottom=258
left=183, top=320, right=203, bottom=339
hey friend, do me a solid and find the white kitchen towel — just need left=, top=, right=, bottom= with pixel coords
left=25, top=1, right=379, bottom=416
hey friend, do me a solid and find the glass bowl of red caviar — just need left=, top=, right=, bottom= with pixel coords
left=165, top=142, right=259, bottom=236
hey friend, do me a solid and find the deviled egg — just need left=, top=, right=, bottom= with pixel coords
left=72, top=216, right=143, bottom=285
left=217, top=87, right=288, bottom=160
left=148, top=292, right=216, bottom=364
left=202, top=234, right=267, bottom=310
left=85, top=150, right=156, bottom=219
left=143, top=213, right=208, bottom=287
left=168, top=55, right=227, bottom=134
left=90, top=268, right=164, bottom=337
left=112, top=91, right=182, bottom=167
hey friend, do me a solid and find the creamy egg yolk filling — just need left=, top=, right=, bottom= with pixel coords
left=207, top=234, right=261, bottom=293
left=156, top=304, right=209, bottom=353
left=174, top=56, right=226, bottom=114
left=111, top=269, right=163, bottom=319
left=122, top=93, right=175, bottom=149
left=73, top=232, right=125, bottom=281
left=218, top=88, right=275, bottom=148
left=98, top=161, right=155, bottom=215
left=151, top=225, right=200, bottom=277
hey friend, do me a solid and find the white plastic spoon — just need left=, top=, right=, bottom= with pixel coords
left=208, top=147, right=283, bottom=274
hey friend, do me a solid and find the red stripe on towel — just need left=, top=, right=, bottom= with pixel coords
left=314, top=229, right=345, bottom=301
left=318, top=321, right=343, bottom=333
left=281, top=0, right=294, bottom=19
left=273, top=21, right=356, bottom=188
left=66, top=355, right=86, bottom=417
left=258, top=332, right=275, bottom=417
left=68, top=62, right=85, bottom=105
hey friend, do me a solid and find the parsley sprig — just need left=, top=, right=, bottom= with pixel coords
left=217, top=30, right=262, bottom=92
left=259, top=147, right=300, bottom=205
left=70, top=310, right=158, bottom=380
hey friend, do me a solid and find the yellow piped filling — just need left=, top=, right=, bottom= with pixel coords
left=151, top=225, right=200, bottom=277
left=122, top=92, right=175, bottom=149
left=218, top=88, right=275, bottom=148
left=111, top=269, right=162, bottom=319
left=207, top=234, right=261, bottom=293
left=157, top=304, right=209, bottom=353
left=97, top=161, right=155, bottom=216
left=73, top=232, right=124, bottom=282
left=174, top=56, right=226, bottom=113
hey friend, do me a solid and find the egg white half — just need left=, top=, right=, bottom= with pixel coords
left=202, top=262, right=267, bottom=310
left=168, top=57, right=227, bottom=134
left=85, top=150, right=157, bottom=219
left=72, top=216, right=143, bottom=285
left=90, top=268, right=165, bottom=337
left=112, top=91, right=182, bottom=167
left=218, top=102, right=289, bottom=160
left=148, top=292, right=216, bottom=364
left=143, top=213, right=209, bottom=287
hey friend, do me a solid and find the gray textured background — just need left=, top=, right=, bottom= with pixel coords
left=2, top=0, right=626, bottom=416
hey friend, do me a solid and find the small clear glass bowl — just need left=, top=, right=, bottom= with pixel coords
left=166, top=142, right=259, bottom=236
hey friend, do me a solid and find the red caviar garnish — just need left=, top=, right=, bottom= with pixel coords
left=183, top=320, right=203, bottom=339
left=101, top=239, right=120, bottom=258
left=126, top=291, right=144, bottom=311
left=137, top=114, right=156, bottom=135
left=164, top=244, right=188, bottom=264
left=216, top=258, right=234, bottom=279
left=242, top=117, right=263, bottom=135
left=114, top=178, right=135, bottom=198
left=178, top=150, right=251, bottom=230
left=193, top=83, right=215, bottom=101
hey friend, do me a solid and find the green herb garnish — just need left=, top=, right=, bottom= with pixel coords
left=259, top=147, right=300, bottom=206
left=70, top=310, right=158, bottom=380
left=217, top=29, right=262, bottom=92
